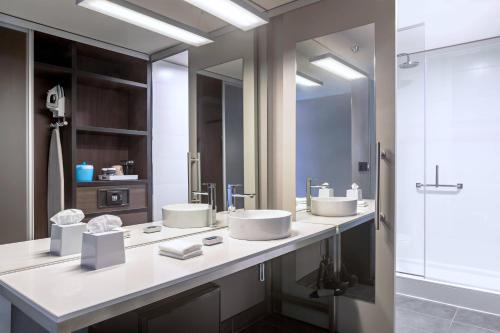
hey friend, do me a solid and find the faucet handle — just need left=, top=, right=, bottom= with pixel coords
left=202, top=183, right=216, bottom=189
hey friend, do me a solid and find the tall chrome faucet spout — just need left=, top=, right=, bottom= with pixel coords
left=227, top=184, right=256, bottom=212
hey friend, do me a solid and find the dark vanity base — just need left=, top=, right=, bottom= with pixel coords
left=241, top=314, right=328, bottom=333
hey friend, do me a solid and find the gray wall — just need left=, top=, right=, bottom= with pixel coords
left=296, top=94, right=352, bottom=197
left=351, top=78, right=376, bottom=199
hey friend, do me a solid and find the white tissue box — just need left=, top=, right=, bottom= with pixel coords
left=81, top=230, right=125, bottom=270
left=50, top=223, right=87, bottom=256
left=318, top=188, right=334, bottom=197
left=346, top=189, right=363, bottom=200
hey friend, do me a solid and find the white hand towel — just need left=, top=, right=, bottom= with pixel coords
left=158, top=239, right=202, bottom=256
left=159, top=249, right=203, bottom=260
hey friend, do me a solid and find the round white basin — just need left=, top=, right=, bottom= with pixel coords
left=228, top=210, right=292, bottom=241
left=162, top=203, right=210, bottom=228
left=311, top=197, right=357, bottom=217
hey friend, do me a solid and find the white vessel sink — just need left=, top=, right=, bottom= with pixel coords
left=229, top=210, right=292, bottom=241
left=311, top=197, right=357, bottom=217
left=162, top=204, right=210, bottom=228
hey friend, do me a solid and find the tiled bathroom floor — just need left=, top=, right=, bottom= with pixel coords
left=396, top=294, right=500, bottom=333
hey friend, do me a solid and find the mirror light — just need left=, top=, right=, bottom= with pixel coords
left=310, top=53, right=366, bottom=80
left=184, top=0, right=268, bottom=31
left=296, top=72, right=323, bottom=87
left=77, top=0, right=213, bottom=46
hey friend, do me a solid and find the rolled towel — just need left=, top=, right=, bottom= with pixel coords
left=158, top=239, right=202, bottom=257
left=159, top=249, right=203, bottom=260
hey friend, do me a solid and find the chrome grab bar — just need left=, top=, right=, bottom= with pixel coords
left=416, top=165, right=463, bottom=190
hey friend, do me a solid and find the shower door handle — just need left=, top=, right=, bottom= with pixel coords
left=416, top=165, right=463, bottom=190
left=376, top=142, right=388, bottom=230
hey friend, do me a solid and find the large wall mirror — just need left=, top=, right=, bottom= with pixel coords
left=295, top=24, right=376, bottom=209
left=0, top=27, right=257, bottom=274
left=284, top=25, right=377, bottom=323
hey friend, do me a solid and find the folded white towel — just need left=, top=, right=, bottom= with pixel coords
left=159, top=249, right=203, bottom=260
left=158, top=239, right=202, bottom=256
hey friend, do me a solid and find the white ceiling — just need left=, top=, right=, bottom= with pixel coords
left=296, top=24, right=375, bottom=101
left=0, top=0, right=300, bottom=55
left=249, top=0, right=299, bottom=10
left=204, top=58, right=243, bottom=81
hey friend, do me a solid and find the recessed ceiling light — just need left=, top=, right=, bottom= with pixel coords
left=310, top=53, right=366, bottom=80
left=77, top=0, right=213, bottom=46
left=296, top=72, right=323, bottom=87
left=184, top=0, right=268, bottom=31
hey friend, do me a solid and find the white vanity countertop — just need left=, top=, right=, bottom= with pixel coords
left=0, top=222, right=336, bottom=333
left=0, top=221, right=224, bottom=275
left=296, top=199, right=375, bottom=232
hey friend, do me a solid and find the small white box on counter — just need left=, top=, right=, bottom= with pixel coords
left=346, top=189, right=363, bottom=200
left=50, top=223, right=87, bottom=256
left=81, top=230, right=125, bottom=270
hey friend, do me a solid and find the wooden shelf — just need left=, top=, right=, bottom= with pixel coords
left=77, top=179, right=148, bottom=187
left=77, top=70, right=147, bottom=90
left=76, top=126, right=148, bottom=136
left=34, top=62, right=73, bottom=75
left=83, top=207, right=148, bottom=218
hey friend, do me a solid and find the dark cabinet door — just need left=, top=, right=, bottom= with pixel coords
left=139, top=284, right=220, bottom=333
left=0, top=25, right=28, bottom=244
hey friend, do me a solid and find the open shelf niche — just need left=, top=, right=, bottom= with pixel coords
left=33, top=31, right=151, bottom=237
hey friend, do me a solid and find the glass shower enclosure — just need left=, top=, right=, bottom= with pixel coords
left=396, top=36, right=500, bottom=295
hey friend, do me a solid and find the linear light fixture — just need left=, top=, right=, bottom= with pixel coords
left=296, top=72, right=323, bottom=87
left=183, top=0, right=268, bottom=31
left=77, top=0, right=213, bottom=46
left=310, top=53, right=366, bottom=80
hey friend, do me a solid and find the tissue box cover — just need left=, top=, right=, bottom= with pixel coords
left=81, top=230, right=125, bottom=270
left=346, top=189, right=363, bottom=200
left=50, top=223, right=87, bottom=256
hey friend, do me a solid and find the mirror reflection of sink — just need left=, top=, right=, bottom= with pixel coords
left=162, top=204, right=210, bottom=228
left=229, top=210, right=292, bottom=241
left=311, top=197, right=357, bottom=217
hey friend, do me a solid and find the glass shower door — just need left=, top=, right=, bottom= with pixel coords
left=424, top=38, right=500, bottom=292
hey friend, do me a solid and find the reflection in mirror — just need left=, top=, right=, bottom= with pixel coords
left=152, top=51, right=190, bottom=221
left=296, top=24, right=376, bottom=209
left=0, top=26, right=256, bottom=275
left=292, top=24, right=376, bottom=311
left=196, top=59, right=244, bottom=211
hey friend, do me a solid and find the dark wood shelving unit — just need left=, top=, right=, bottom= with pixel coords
left=77, top=179, right=149, bottom=187
left=33, top=31, right=152, bottom=236
left=34, top=62, right=73, bottom=75
left=76, top=126, right=148, bottom=136
left=76, top=70, right=148, bottom=90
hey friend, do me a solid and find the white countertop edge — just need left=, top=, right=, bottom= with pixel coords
left=1, top=225, right=336, bottom=333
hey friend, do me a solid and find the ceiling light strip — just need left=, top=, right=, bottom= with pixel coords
left=309, top=53, right=367, bottom=80
left=77, top=0, right=213, bottom=46
left=296, top=72, right=323, bottom=87
left=183, top=0, right=268, bottom=31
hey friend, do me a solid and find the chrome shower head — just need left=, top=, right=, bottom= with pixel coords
left=397, top=53, right=419, bottom=69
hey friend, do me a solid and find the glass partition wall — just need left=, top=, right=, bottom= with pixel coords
left=396, top=36, right=500, bottom=297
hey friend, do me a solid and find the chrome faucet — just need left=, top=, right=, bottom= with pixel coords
left=306, top=177, right=330, bottom=212
left=227, top=184, right=256, bottom=212
left=193, top=183, right=217, bottom=226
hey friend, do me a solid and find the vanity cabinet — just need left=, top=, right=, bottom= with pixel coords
left=89, top=283, right=220, bottom=333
